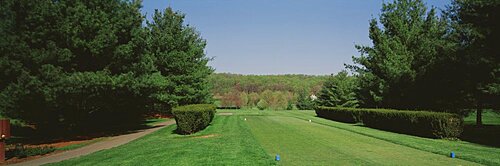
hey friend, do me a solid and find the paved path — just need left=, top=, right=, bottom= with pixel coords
left=11, top=120, right=176, bottom=166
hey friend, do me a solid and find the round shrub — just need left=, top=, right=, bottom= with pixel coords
left=172, top=104, right=216, bottom=134
left=257, top=99, right=268, bottom=110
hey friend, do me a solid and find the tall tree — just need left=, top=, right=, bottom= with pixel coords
left=144, top=7, right=214, bottom=110
left=0, top=0, right=146, bottom=132
left=348, top=0, right=451, bottom=110
left=446, top=0, right=500, bottom=125
left=0, top=1, right=213, bottom=133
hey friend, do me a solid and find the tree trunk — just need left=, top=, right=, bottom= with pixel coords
left=476, top=109, right=483, bottom=126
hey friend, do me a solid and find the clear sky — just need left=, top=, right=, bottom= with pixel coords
left=141, top=0, right=450, bottom=75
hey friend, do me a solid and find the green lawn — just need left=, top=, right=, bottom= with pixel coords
left=246, top=115, right=476, bottom=165
left=48, top=109, right=500, bottom=165
left=48, top=114, right=275, bottom=166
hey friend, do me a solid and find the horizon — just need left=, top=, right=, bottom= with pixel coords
left=141, top=0, right=450, bottom=75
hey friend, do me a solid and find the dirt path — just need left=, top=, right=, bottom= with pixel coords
left=10, top=120, right=176, bottom=166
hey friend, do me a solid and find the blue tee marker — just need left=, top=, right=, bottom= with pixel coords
left=450, top=152, right=455, bottom=158
left=275, top=154, right=280, bottom=161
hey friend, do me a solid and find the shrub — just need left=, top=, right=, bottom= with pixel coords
left=315, top=107, right=463, bottom=138
left=286, top=101, right=294, bottom=110
left=257, top=99, right=268, bottom=110
left=172, top=104, right=216, bottom=134
left=315, top=106, right=361, bottom=123
left=7, top=145, right=56, bottom=159
left=296, top=91, right=315, bottom=110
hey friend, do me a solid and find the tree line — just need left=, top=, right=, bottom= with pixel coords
left=0, top=0, right=212, bottom=134
left=209, top=73, right=327, bottom=110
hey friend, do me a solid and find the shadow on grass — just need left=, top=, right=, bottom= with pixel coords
left=460, top=124, right=500, bottom=148
left=315, top=115, right=500, bottom=148
left=6, top=119, right=165, bottom=146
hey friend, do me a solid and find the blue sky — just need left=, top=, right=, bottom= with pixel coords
left=141, top=0, right=450, bottom=75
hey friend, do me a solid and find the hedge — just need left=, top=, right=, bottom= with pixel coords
left=172, top=104, right=216, bottom=134
left=315, top=106, right=463, bottom=138
left=315, top=106, right=361, bottom=123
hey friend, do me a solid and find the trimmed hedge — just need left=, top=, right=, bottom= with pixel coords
left=172, top=104, right=216, bottom=134
left=315, top=106, right=361, bottom=123
left=315, top=106, right=463, bottom=138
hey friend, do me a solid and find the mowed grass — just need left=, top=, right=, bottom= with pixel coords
left=245, top=115, right=477, bottom=165
left=49, top=109, right=500, bottom=165
left=230, top=110, right=500, bottom=165
left=48, top=115, right=275, bottom=166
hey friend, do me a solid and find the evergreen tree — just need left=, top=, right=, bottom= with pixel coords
left=143, top=8, right=214, bottom=110
left=348, top=0, right=451, bottom=110
left=296, top=90, right=315, bottom=110
left=0, top=1, right=213, bottom=133
left=446, top=0, right=500, bottom=125
left=316, top=71, right=359, bottom=108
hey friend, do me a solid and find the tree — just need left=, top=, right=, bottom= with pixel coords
left=144, top=7, right=214, bottom=109
left=348, top=0, right=451, bottom=110
left=220, top=90, right=243, bottom=107
left=0, top=1, right=213, bottom=134
left=296, top=90, right=315, bottom=110
left=257, top=99, right=268, bottom=110
left=0, top=0, right=146, bottom=133
left=446, top=0, right=500, bottom=125
left=316, top=71, right=359, bottom=108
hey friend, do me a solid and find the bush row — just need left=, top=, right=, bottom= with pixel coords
left=315, top=106, right=463, bottom=138
left=7, top=146, right=56, bottom=159
left=172, top=104, right=216, bottom=134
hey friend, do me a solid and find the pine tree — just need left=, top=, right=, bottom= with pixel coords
left=316, top=71, right=358, bottom=108
left=348, top=0, right=450, bottom=110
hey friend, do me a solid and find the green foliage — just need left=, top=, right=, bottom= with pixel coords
left=315, top=106, right=361, bottom=123
left=256, top=99, right=268, bottom=110
left=172, top=104, right=216, bottom=134
left=7, top=146, right=56, bottom=159
left=315, top=107, right=463, bottom=138
left=446, top=0, right=500, bottom=111
left=144, top=8, right=214, bottom=107
left=296, top=90, right=315, bottom=110
left=209, top=73, right=327, bottom=94
left=316, top=71, right=359, bottom=108
left=348, top=0, right=454, bottom=110
left=286, top=101, right=294, bottom=110
left=210, top=73, right=327, bottom=109
left=0, top=1, right=213, bottom=134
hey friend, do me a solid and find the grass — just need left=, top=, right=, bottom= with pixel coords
left=48, top=109, right=500, bottom=165
left=48, top=115, right=275, bottom=166
left=144, top=118, right=169, bottom=126
left=464, top=110, right=500, bottom=125
left=462, top=110, right=500, bottom=148
left=246, top=115, right=476, bottom=165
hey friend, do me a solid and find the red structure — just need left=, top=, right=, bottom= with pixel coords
left=0, top=119, right=10, bottom=162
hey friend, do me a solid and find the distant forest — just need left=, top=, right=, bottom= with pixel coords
left=209, top=73, right=328, bottom=109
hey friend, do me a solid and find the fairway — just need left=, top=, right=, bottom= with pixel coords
left=246, top=115, right=476, bottom=165
left=48, top=110, right=498, bottom=165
